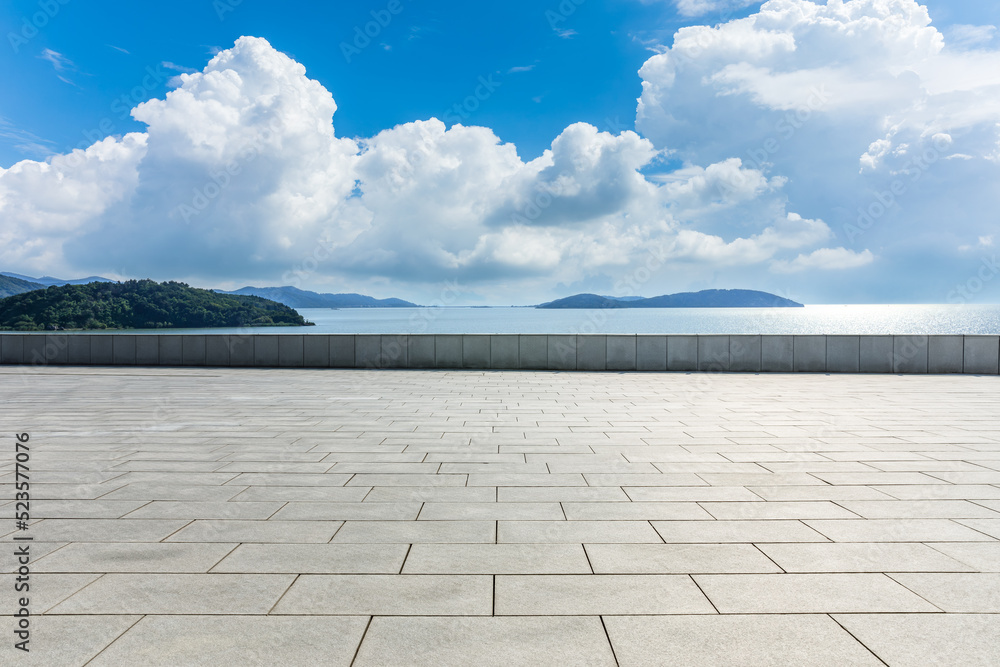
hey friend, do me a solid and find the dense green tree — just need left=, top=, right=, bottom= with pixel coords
left=0, top=280, right=311, bottom=331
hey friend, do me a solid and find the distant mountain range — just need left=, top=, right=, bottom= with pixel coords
left=218, top=285, right=419, bottom=308
left=537, top=289, right=803, bottom=308
left=0, top=275, right=46, bottom=299
left=1, top=272, right=115, bottom=288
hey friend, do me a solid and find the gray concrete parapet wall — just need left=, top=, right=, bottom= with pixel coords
left=1, top=333, right=998, bottom=374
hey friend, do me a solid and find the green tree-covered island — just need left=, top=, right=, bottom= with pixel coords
left=0, top=280, right=312, bottom=331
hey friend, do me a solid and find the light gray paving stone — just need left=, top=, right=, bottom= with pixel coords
left=49, top=573, right=296, bottom=614
left=623, top=486, right=764, bottom=502
left=699, top=501, right=860, bottom=520
left=165, top=519, right=344, bottom=543
left=651, top=520, right=830, bottom=543
left=889, top=573, right=1000, bottom=612
left=438, top=462, right=549, bottom=474
left=495, top=574, right=715, bottom=615
left=364, top=486, right=496, bottom=502
left=87, top=615, right=369, bottom=667
left=331, top=520, right=496, bottom=543
left=26, top=573, right=103, bottom=613
left=925, top=542, right=1000, bottom=571
left=4, top=615, right=142, bottom=667
left=122, top=501, right=284, bottom=520
left=747, top=485, right=895, bottom=501
left=211, top=543, right=407, bottom=573
left=28, top=499, right=150, bottom=519
left=604, top=614, right=883, bottom=667
left=498, top=486, right=631, bottom=502
left=402, top=543, right=593, bottom=574
left=583, top=473, right=707, bottom=486
left=586, top=544, right=782, bottom=574
left=805, top=518, right=998, bottom=542
left=352, top=616, right=617, bottom=667
left=812, top=471, right=948, bottom=485
left=230, top=485, right=371, bottom=502
left=836, top=499, right=1000, bottom=518
left=26, top=519, right=190, bottom=542
left=694, top=573, right=940, bottom=613
left=468, top=473, right=586, bottom=486
left=757, top=542, right=975, bottom=572
left=270, top=501, right=421, bottom=521
left=99, top=484, right=247, bottom=502
left=698, top=473, right=826, bottom=486
left=35, top=542, right=237, bottom=573
left=562, top=502, right=713, bottom=520
left=834, top=613, right=1000, bottom=667
left=347, top=473, right=469, bottom=486
left=418, top=502, right=564, bottom=520
left=498, top=520, right=662, bottom=543
left=224, top=473, right=353, bottom=487
left=273, top=574, right=492, bottom=615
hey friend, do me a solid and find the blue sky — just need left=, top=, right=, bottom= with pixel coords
left=2, top=0, right=999, bottom=304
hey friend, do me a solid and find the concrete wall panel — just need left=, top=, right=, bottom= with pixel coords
left=826, top=336, right=860, bottom=373
left=793, top=336, right=826, bottom=372
left=860, top=336, right=893, bottom=373
left=380, top=335, right=408, bottom=369
left=435, top=335, right=462, bottom=368
left=547, top=335, right=576, bottom=371
left=730, top=335, right=761, bottom=373
left=606, top=336, right=636, bottom=371
left=893, top=335, right=928, bottom=374
left=761, top=336, right=793, bottom=373
left=254, top=335, right=279, bottom=367
left=92, top=336, right=114, bottom=365
left=229, top=335, right=254, bottom=367
left=0, top=336, right=24, bottom=364
left=182, top=336, right=207, bottom=366
left=636, top=336, right=667, bottom=371
left=576, top=335, right=606, bottom=371
left=205, top=336, right=230, bottom=367
left=463, top=335, right=491, bottom=369
left=666, top=336, right=697, bottom=372
left=927, top=335, right=963, bottom=374
left=112, top=335, right=136, bottom=365
left=698, top=336, right=730, bottom=372
left=519, top=335, right=547, bottom=369
left=329, top=336, right=354, bottom=368
left=354, top=335, right=381, bottom=369
left=278, top=336, right=304, bottom=368
left=490, top=335, right=519, bottom=369
left=964, top=336, right=999, bottom=375
left=136, top=336, right=159, bottom=366
left=68, top=336, right=92, bottom=365
left=407, top=335, right=434, bottom=368
left=159, top=336, right=182, bottom=366
left=303, top=336, right=330, bottom=368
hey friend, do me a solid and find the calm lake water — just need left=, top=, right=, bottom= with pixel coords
left=86, top=304, right=1000, bottom=335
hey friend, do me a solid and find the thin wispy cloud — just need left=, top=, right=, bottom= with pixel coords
left=0, top=117, right=54, bottom=160
left=161, top=61, right=198, bottom=74
left=507, top=64, right=535, bottom=74
left=107, top=45, right=131, bottom=55
left=39, top=49, right=79, bottom=85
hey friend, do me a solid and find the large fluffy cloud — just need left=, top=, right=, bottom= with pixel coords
left=1, top=34, right=848, bottom=300
left=636, top=0, right=1000, bottom=301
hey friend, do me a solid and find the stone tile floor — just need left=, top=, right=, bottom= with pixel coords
left=1, top=366, right=999, bottom=665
